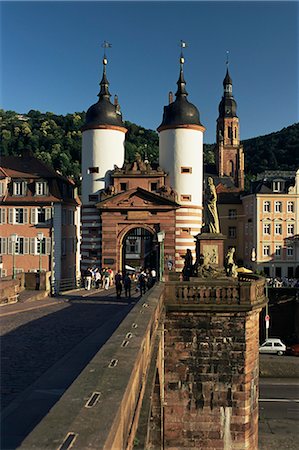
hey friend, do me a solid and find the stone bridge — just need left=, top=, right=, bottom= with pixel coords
left=20, top=274, right=266, bottom=450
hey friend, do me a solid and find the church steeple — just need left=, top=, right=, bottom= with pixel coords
left=216, top=56, right=244, bottom=190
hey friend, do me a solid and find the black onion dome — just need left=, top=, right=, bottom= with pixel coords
left=218, top=97, right=238, bottom=118
left=157, top=59, right=203, bottom=131
left=84, top=98, right=124, bottom=128
left=83, top=58, right=125, bottom=130
left=158, top=97, right=202, bottom=130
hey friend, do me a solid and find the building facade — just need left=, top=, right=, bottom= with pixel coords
left=242, top=170, right=299, bottom=278
left=0, top=155, right=81, bottom=292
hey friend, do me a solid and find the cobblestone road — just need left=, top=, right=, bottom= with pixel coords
left=0, top=290, right=136, bottom=410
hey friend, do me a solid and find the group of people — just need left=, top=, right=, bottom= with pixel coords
left=82, top=267, right=114, bottom=291
left=115, top=268, right=157, bottom=299
left=82, top=266, right=157, bottom=298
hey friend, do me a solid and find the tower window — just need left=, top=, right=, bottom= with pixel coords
left=89, top=194, right=98, bottom=202
left=228, top=209, right=237, bottom=219
left=120, top=183, right=127, bottom=191
left=88, top=167, right=99, bottom=174
left=150, top=182, right=158, bottom=191
left=180, top=194, right=191, bottom=202
left=181, top=167, right=192, bottom=174
left=228, top=227, right=237, bottom=238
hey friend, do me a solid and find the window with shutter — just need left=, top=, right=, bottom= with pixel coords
left=46, top=237, right=51, bottom=255
left=23, top=208, right=28, bottom=224
left=8, top=237, right=13, bottom=255
left=45, top=207, right=52, bottom=221
left=0, top=237, right=7, bottom=254
left=30, top=237, right=36, bottom=255
left=9, top=208, right=14, bottom=224
left=0, top=209, right=6, bottom=224
left=24, top=237, right=29, bottom=254
left=31, top=208, right=37, bottom=224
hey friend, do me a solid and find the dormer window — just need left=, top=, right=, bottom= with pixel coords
left=273, top=180, right=284, bottom=192
left=13, top=180, right=27, bottom=196
left=35, top=181, right=47, bottom=196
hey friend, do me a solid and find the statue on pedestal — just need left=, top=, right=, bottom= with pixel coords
left=202, top=177, right=220, bottom=234
left=225, top=247, right=238, bottom=278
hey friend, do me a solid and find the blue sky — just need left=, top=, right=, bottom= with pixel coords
left=1, top=1, right=298, bottom=143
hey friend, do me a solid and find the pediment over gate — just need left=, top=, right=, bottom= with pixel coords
left=96, top=187, right=179, bottom=211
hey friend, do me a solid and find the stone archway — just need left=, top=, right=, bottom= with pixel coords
left=120, top=226, right=159, bottom=275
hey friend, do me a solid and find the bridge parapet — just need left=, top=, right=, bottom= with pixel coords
left=20, top=284, right=165, bottom=450
left=164, top=273, right=266, bottom=311
left=20, top=275, right=267, bottom=450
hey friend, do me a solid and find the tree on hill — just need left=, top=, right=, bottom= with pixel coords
left=242, top=123, right=299, bottom=175
left=1, top=109, right=298, bottom=187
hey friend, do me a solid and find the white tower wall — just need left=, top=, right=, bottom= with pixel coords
left=82, top=128, right=126, bottom=204
left=159, top=127, right=204, bottom=271
left=159, top=128, right=203, bottom=205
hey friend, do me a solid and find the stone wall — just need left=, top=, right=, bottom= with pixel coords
left=163, top=309, right=260, bottom=449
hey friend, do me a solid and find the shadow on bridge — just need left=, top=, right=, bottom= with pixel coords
left=1, top=288, right=139, bottom=450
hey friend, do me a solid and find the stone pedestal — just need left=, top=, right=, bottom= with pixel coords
left=195, top=232, right=226, bottom=269
left=163, top=276, right=267, bottom=450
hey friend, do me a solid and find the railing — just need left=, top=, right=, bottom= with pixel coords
left=164, top=274, right=266, bottom=310
left=54, top=277, right=82, bottom=294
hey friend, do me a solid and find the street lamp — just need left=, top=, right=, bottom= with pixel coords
left=37, top=232, right=44, bottom=274
left=10, top=233, right=18, bottom=279
left=157, top=231, right=165, bottom=281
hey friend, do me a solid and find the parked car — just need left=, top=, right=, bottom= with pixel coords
left=286, top=343, right=299, bottom=356
left=259, top=338, right=286, bottom=356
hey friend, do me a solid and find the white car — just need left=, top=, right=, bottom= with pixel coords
left=259, top=338, right=286, bottom=356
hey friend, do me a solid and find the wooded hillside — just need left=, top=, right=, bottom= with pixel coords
left=1, top=109, right=298, bottom=185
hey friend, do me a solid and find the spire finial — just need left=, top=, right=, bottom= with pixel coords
left=98, top=41, right=112, bottom=100
left=101, top=40, right=112, bottom=65
left=175, top=40, right=188, bottom=98
left=180, top=40, right=187, bottom=65
left=226, top=50, right=229, bottom=68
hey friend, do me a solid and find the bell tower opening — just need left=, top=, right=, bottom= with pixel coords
left=122, top=227, right=159, bottom=274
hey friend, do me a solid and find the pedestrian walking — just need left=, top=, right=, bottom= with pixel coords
left=104, top=268, right=110, bottom=290
left=123, top=273, right=132, bottom=299
left=138, top=270, right=146, bottom=296
left=115, top=271, right=122, bottom=298
left=84, top=267, right=93, bottom=290
left=94, top=268, right=101, bottom=289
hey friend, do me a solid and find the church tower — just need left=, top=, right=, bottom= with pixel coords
left=81, top=47, right=127, bottom=269
left=216, top=65, right=244, bottom=190
left=157, top=44, right=205, bottom=271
